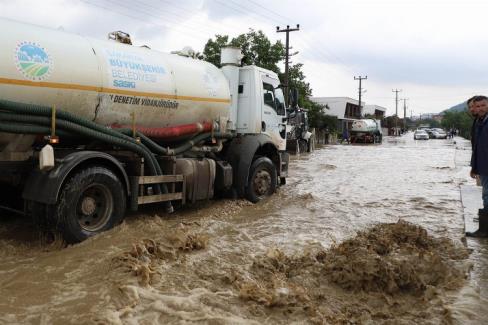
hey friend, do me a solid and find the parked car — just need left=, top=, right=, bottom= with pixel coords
left=424, top=129, right=435, bottom=138
left=414, top=129, right=429, bottom=140
left=431, top=128, right=447, bottom=139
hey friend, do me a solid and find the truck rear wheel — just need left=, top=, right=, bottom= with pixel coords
left=298, top=140, right=308, bottom=154
left=245, top=157, right=277, bottom=203
left=55, top=166, right=126, bottom=243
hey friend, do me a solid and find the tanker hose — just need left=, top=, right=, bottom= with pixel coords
left=171, top=132, right=233, bottom=155
left=0, top=112, right=160, bottom=174
left=0, top=101, right=165, bottom=180
left=0, top=113, right=173, bottom=212
left=116, top=129, right=171, bottom=155
left=0, top=100, right=136, bottom=143
left=0, top=121, right=69, bottom=137
left=116, top=128, right=233, bottom=156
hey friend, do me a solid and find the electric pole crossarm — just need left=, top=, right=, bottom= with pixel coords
left=277, top=24, right=300, bottom=107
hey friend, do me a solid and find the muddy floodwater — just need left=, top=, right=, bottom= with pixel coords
left=1, top=134, right=487, bottom=324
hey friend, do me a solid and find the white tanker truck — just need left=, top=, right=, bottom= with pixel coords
left=349, top=119, right=382, bottom=144
left=0, top=18, right=289, bottom=243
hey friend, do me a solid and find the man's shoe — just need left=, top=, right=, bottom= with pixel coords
left=466, top=209, right=488, bottom=238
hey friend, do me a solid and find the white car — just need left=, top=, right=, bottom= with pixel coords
left=414, top=130, right=429, bottom=140
left=431, top=128, right=447, bottom=139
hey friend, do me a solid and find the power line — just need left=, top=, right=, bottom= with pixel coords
left=80, top=0, right=209, bottom=43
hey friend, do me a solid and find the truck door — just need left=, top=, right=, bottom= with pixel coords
left=260, top=75, right=286, bottom=151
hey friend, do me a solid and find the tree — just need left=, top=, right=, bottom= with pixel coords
left=202, top=35, right=230, bottom=67
left=284, top=63, right=312, bottom=107
left=202, top=30, right=284, bottom=73
left=441, top=111, right=473, bottom=139
left=304, top=101, right=338, bottom=132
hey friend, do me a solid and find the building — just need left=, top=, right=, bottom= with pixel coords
left=311, top=97, right=386, bottom=132
left=363, top=104, right=386, bottom=120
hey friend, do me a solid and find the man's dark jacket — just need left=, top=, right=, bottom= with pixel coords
left=471, top=116, right=488, bottom=175
left=471, top=118, right=477, bottom=150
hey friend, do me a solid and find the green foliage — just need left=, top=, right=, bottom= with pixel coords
left=283, top=63, right=313, bottom=107
left=203, top=30, right=284, bottom=73
left=202, top=35, right=230, bottom=67
left=419, top=118, right=440, bottom=128
left=441, top=110, right=474, bottom=139
left=383, top=115, right=399, bottom=129
left=304, top=101, right=338, bottom=131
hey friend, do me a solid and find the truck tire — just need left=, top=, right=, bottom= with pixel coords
left=245, top=157, right=277, bottom=203
left=298, top=140, right=308, bottom=154
left=54, top=166, right=126, bottom=243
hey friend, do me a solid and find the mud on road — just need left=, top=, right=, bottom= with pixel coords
left=0, top=135, right=484, bottom=324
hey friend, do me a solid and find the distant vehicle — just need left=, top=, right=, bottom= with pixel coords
left=424, top=129, right=435, bottom=138
left=286, top=99, right=314, bottom=154
left=414, top=129, right=429, bottom=140
left=431, top=128, right=447, bottom=139
left=350, top=119, right=382, bottom=144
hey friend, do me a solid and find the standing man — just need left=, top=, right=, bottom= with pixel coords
left=468, top=96, right=479, bottom=151
left=467, top=95, right=488, bottom=237
left=341, top=126, right=350, bottom=144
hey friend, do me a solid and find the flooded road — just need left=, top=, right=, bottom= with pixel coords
left=0, top=133, right=486, bottom=324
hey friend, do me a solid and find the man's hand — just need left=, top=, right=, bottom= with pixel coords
left=470, top=169, right=478, bottom=179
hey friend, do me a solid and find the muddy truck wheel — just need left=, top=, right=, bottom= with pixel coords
left=54, top=166, right=126, bottom=243
left=245, top=157, right=277, bottom=203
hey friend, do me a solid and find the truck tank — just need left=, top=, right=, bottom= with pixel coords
left=350, top=119, right=378, bottom=133
left=350, top=119, right=382, bottom=144
left=0, top=18, right=231, bottom=150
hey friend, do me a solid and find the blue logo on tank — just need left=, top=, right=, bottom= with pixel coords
left=15, top=41, right=52, bottom=81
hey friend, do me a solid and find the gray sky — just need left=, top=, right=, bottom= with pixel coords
left=1, top=0, right=487, bottom=115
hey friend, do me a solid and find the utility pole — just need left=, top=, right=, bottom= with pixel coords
left=401, top=98, right=408, bottom=131
left=392, top=89, right=402, bottom=136
left=277, top=24, right=300, bottom=107
left=354, top=76, right=367, bottom=117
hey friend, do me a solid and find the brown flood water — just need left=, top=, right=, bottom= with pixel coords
left=0, top=133, right=487, bottom=324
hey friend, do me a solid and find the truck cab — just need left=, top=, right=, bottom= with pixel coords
left=235, top=66, right=287, bottom=150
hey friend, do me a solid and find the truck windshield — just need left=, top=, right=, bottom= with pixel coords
left=262, top=82, right=286, bottom=116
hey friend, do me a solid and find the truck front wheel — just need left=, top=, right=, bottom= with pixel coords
left=245, top=157, right=277, bottom=203
left=55, top=166, right=126, bottom=243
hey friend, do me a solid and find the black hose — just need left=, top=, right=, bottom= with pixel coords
left=0, top=100, right=136, bottom=142
left=0, top=112, right=161, bottom=177
left=0, top=104, right=159, bottom=170
left=0, top=114, right=173, bottom=212
left=116, top=128, right=233, bottom=155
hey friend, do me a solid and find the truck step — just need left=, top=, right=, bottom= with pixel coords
left=130, top=175, right=185, bottom=210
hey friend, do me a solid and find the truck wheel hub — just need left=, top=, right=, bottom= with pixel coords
left=254, top=170, right=271, bottom=195
left=81, top=197, right=97, bottom=215
left=77, top=184, right=113, bottom=232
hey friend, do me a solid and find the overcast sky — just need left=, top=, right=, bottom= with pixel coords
left=1, top=0, right=487, bottom=115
